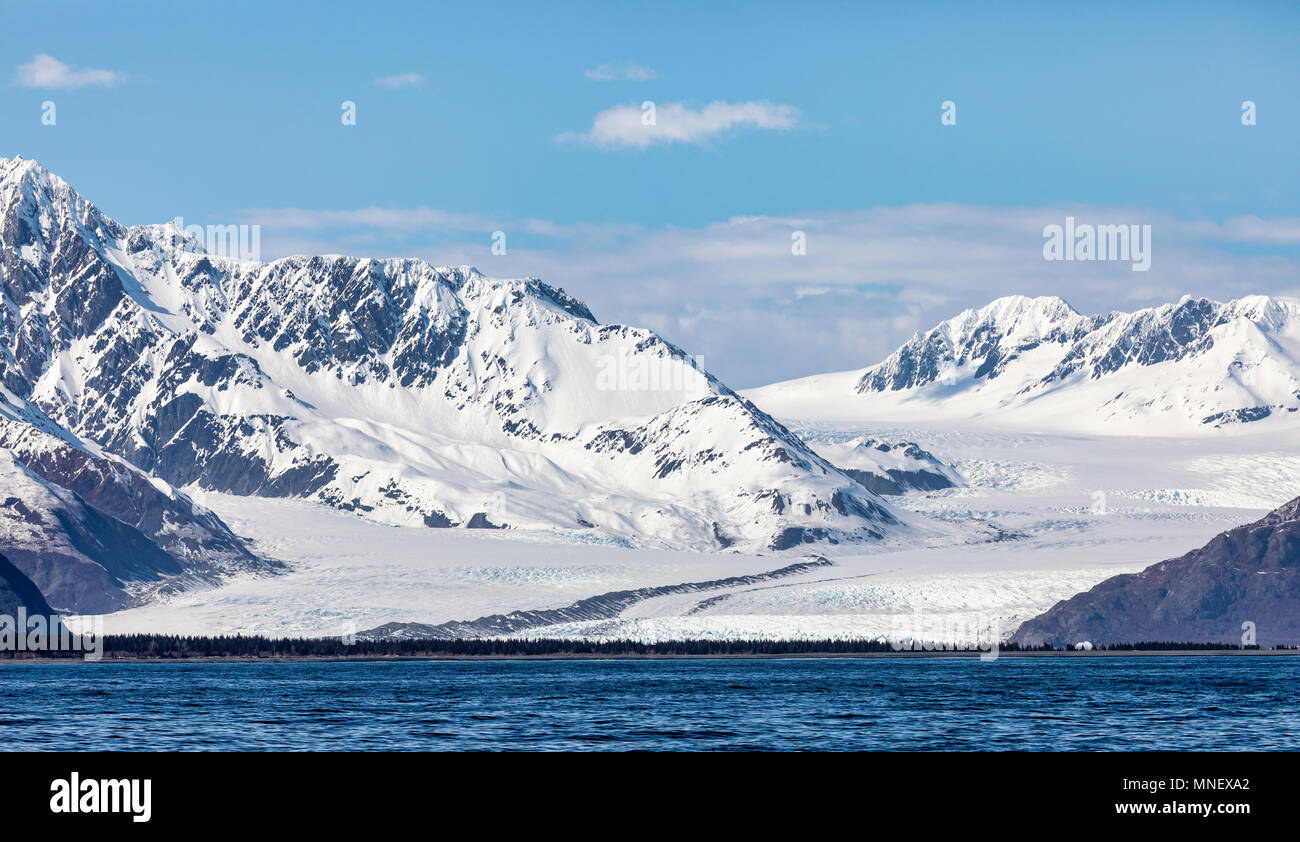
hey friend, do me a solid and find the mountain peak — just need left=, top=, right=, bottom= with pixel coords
left=975, top=294, right=1077, bottom=318
left=952, top=294, right=1082, bottom=338
left=1260, top=494, right=1300, bottom=527
left=1, top=155, right=58, bottom=189
left=1, top=154, right=117, bottom=247
left=851, top=294, right=1087, bottom=394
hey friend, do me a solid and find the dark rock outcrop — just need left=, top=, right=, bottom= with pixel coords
left=0, top=551, right=56, bottom=619
left=1011, top=496, right=1300, bottom=647
left=356, top=557, right=834, bottom=640
left=0, top=420, right=279, bottom=614
left=840, top=467, right=955, bottom=496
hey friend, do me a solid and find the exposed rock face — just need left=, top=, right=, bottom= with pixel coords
left=1011, top=497, right=1300, bottom=647
left=1, top=156, right=924, bottom=559
left=0, top=418, right=279, bottom=613
left=0, top=551, right=56, bottom=619
left=860, top=296, right=1093, bottom=393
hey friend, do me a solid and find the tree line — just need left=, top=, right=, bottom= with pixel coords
left=2, top=634, right=1292, bottom=660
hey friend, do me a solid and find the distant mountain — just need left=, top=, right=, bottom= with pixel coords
left=1011, top=496, right=1300, bottom=647
left=747, top=295, right=1300, bottom=434
left=806, top=438, right=960, bottom=495
left=0, top=155, right=925, bottom=573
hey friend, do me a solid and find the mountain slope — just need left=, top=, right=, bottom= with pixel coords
left=0, top=410, right=279, bottom=613
left=747, top=295, right=1300, bottom=435
left=1011, top=496, right=1300, bottom=647
left=0, top=156, right=921, bottom=555
left=0, top=551, right=56, bottom=620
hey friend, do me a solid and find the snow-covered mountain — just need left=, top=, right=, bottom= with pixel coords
left=805, top=438, right=960, bottom=495
left=747, top=294, right=1300, bottom=435
left=0, top=156, right=918, bottom=585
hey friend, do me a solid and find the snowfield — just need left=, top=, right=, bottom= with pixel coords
left=94, top=424, right=1298, bottom=643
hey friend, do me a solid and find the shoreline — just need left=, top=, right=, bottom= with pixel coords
left=3, top=648, right=1299, bottom=664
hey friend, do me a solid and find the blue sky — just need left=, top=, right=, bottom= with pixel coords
left=4, top=0, right=1298, bottom=385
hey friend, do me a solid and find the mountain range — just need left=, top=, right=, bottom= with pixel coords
left=1, top=157, right=925, bottom=611
left=748, top=294, right=1300, bottom=434
left=7, top=156, right=1296, bottom=626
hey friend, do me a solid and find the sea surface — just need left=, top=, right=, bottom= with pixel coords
left=2, top=656, right=1297, bottom=751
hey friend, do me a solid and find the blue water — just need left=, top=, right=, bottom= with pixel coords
left=2, top=656, right=1297, bottom=750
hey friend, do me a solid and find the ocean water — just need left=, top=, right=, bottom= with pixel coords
left=1, top=656, right=1297, bottom=751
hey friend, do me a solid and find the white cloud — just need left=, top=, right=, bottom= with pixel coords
left=584, top=61, right=658, bottom=82
left=559, top=100, right=800, bottom=149
left=244, top=206, right=497, bottom=233
left=13, top=54, right=123, bottom=89
left=374, top=73, right=425, bottom=90
left=1177, top=215, right=1300, bottom=245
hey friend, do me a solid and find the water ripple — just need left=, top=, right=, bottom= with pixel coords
left=0, top=657, right=1296, bottom=751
